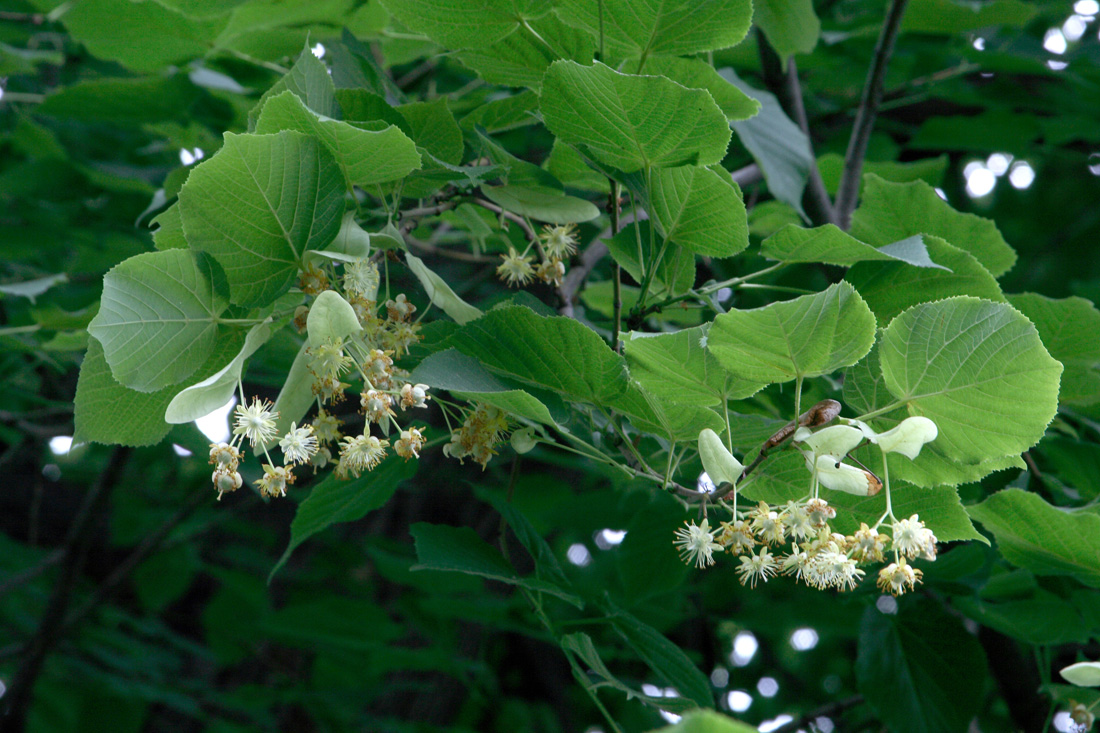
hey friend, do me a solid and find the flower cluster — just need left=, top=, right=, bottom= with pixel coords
left=207, top=396, right=325, bottom=500
left=674, top=500, right=938, bottom=595
left=208, top=251, right=441, bottom=500
left=672, top=413, right=942, bottom=596
left=443, top=402, right=511, bottom=469
left=496, top=223, right=577, bottom=288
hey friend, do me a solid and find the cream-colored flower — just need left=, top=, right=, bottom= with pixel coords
left=673, top=518, right=723, bottom=569
left=339, top=433, right=389, bottom=477
left=497, top=247, right=535, bottom=287
left=280, top=422, right=318, bottom=465
left=540, top=223, right=578, bottom=259
left=737, top=547, right=781, bottom=587
left=233, top=397, right=279, bottom=448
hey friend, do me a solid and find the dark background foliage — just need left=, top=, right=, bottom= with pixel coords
left=2, top=1, right=1100, bottom=732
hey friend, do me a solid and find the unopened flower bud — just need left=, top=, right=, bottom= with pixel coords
left=511, top=427, right=538, bottom=454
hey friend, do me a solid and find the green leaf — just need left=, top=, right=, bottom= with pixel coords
left=651, top=710, right=758, bottom=733
left=604, top=221, right=695, bottom=299
left=816, top=153, right=948, bottom=195
left=405, top=254, right=483, bottom=325
left=643, top=57, right=760, bottom=120
left=37, top=74, right=201, bottom=125
left=755, top=0, right=820, bottom=65
left=179, top=131, right=346, bottom=306
left=265, top=341, right=315, bottom=450
left=88, top=249, right=230, bottom=392
left=306, top=290, right=361, bottom=348
left=721, top=69, right=812, bottom=219
left=0, top=273, right=67, bottom=303
left=968, top=489, right=1100, bottom=588
left=540, top=61, right=731, bottom=173
left=61, top=0, right=221, bottom=72
left=473, top=127, right=561, bottom=190
left=625, top=325, right=765, bottom=407
left=850, top=174, right=1017, bottom=278
left=561, top=633, right=699, bottom=713
left=845, top=341, right=1025, bottom=488
left=909, top=109, right=1041, bottom=154
left=608, top=602, right=713, bottom=709
left=410, top=522, right=582, bottom=607
left=399, top=98, right=464, bottom=164
left=165, top=320, right=273, bottom=423
left=878, top=297, right=1062, bottom=464
left=846, top=235, right=1006, bottom=322
left=556, top=0, right=752, bottom=59
left=249, top=44, right=337, bottom=125
left=481, top=185, right=600, bottom=225
left=761, top=225, right=946, bottom=269
left=74, top=339, right=177, bottom=447
left=1008, top=294, right=1100, bottom=406
left=271, top=458, right=418, bottom=580
left=708, top=281, right=877, bottom=384
left=254, top=91, right=421, bottom=188
left=1040, top=437, right=1100, bottom=501
left=378, top=0, right=550, bottom=49
left=454, top=13, right=594, bottom=89
left=488, top=497, right=577, bottom=597
left=409, top=349, right=560, bottom=425
left=902, top=0, right=1037, bottom=33
left=610, top=380, right=725, bottom=441
left=75, top=329, right=245, bottom=447
left=460, top=91, right=540, bottom=133
left=546, top=139, right=612, bottom=194
left=151, top=204, right=187, bottom=251
left=856, top=600, right=988, bottom=733
left=581, top=282, right=702, bottom=326
left=616, top=497, right=689, bottom=600
left=829, top=478, right=984, bottom=543
left=445, top=306, right=629, bottom=405
left=955, top=592, right=1090, bottom=645
left=644, top=164, right=749, bottom=257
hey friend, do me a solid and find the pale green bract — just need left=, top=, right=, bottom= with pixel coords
left=165, top=320, right=274, bottom=424
left=307, top=291, right=361, bottom=348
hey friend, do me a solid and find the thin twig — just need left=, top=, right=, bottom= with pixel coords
left=399, top=200, right=459, bottom=233
left=834, top=0, right=910, bottom=229
left=758, top=37, right=835, bottom=227
left=471, top=198, right=539, bottom=243
left=609, top=181, right=622, bottom=353
left=0, top=11, right=46, bottom=22
left=396, top=58, right=437, bottom=89
left=2, top=447, right=130, bottom=732
left=730, top=163, right=763, bottom=188
left=559, top=210, right=647, bottom=318
left=771, top=695, right=864, bottom=733
left=405, top=235, right=498, bottom=263
left=0, top=549, right=63, bottom=598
